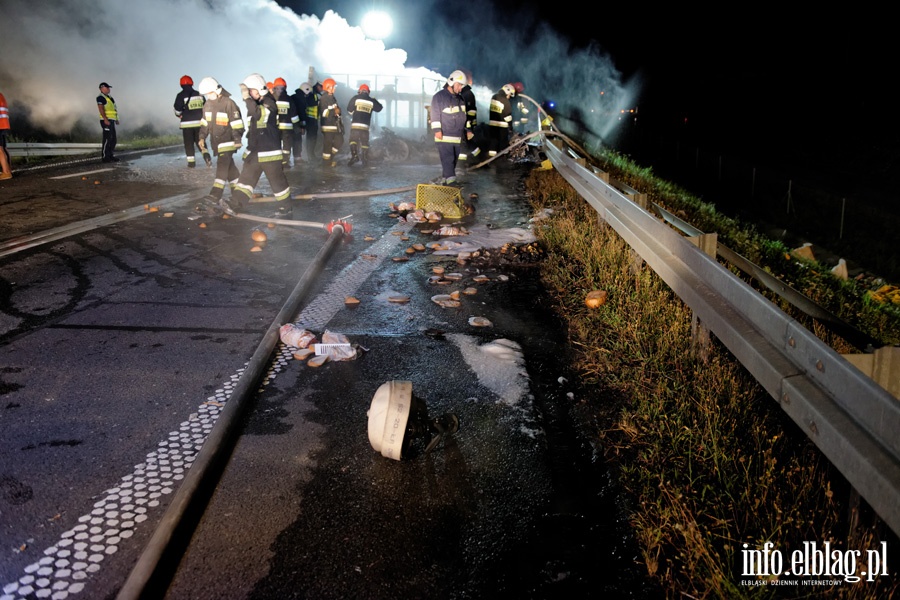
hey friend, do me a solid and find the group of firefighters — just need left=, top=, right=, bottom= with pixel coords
left=169, top=70, right=526, bottom=216
left=429, top=70, right=526, bottom=185
left=171, top=73, right=385, bottom=217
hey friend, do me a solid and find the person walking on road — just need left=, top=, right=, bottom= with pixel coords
left=429, top=70, right=471, bottom=185
left=346, top=83, right=382, bottom=166
left=195, top=77, right=244, bottom=215
left=0, top=91, right=12, bottom=180
left=173, top=75, right=210, bottom=168
left=230, top=73, right=291, bottom=213
left=97, top=82, right=119, bottom=162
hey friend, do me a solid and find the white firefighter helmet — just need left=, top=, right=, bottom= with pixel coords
left=242, top=73, right=268, bottom=94
left=447, top=70, right=467, bottom=86
left=198, top=77, right=220, bottom=96
left=502, top=83, right=516, bottom=97
left=299, top=82, right=312, bottom=94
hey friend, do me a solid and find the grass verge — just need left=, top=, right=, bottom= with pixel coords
left=524, top=166, right=898, bottom=598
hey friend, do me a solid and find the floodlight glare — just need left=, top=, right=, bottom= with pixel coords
left=362, top=10, right=393, bottom=39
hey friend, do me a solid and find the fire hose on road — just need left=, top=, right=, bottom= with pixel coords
left=116, top=222, right=349, bottom=600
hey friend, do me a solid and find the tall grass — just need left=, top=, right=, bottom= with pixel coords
left=525, top=168, right=898, bottom=598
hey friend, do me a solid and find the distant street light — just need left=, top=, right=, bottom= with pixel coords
left=362, top=10, right=392, bottom=39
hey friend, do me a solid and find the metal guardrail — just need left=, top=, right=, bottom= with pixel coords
left=8, top=142, right=100, bottom=157
left=544, top=138, right=900, bottom=536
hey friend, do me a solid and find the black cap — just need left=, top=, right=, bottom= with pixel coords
left=99, top=82, right=112, bottom=89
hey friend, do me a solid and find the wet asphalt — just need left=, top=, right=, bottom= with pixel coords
left=0, top=147, right=655, bottom=599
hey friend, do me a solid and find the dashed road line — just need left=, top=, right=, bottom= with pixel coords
left=1, top=220, right=412, bottom=600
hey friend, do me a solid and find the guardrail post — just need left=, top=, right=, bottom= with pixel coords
left=629, top=192, right=648, bottom=211
left=688, top=233, right=717, bottom=361
left=842, top=347, right=900, bottom=400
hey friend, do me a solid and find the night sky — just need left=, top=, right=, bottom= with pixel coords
left=283, top=1, right=897, bottom=174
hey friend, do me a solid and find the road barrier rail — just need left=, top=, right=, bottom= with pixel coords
left=8, top=142, right=101, bottom=157
left=544, top=137, right=900, bottom=536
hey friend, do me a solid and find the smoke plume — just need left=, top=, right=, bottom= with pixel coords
left=0, top=0, right=634, bottom=143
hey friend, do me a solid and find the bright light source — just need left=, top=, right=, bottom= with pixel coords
left=362, top=10, right=392, bottom=39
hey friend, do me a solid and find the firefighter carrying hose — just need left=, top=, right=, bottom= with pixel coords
left=346, top=84, right=383, bottom=167
left=173, top=75, right=210, bottom=168
left=194, top=77, right=244, bottom=215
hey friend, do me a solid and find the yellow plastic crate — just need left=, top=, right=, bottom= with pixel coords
left=415, top=184, right=466, bottom=218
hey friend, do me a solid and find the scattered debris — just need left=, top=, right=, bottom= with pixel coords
left=293, top=348, right=314, bottom=361
left=307, top=355, right=330, bottom=367
left=388, top=295, right=410, bottom=303
left=585, top=290, right=608, bottom=308
left=251, top=229, right=268, bottom=243
left=432, top=294, right=461, bottom=308
left=345, top=296, right=361, bottom=306
left=468, top=316, right=493, bottom=327
left=280, top=324, right=316, bottom=348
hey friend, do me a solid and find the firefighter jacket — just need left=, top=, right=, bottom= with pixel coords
left=97, top=93, right=118, bottom=121
left=346, top=92, right=383, bottom=130
left=244, top=92, right=282, bottom=162
left=0, top=93, right=9, bottom=130
left=173, top=85, right=204, bottom=129
left=430, top=86, right=468, bottom=144
left=319, top=92, right=341, bottom=133
left=198, top=89, right=244, bottom=156
left=489, top=92, right=513, bottom=128
left=292, top=88, right=319, bottom=127
left=460, top=85, right=477, bottom=129
left=275, top=88, right=299, bottom=131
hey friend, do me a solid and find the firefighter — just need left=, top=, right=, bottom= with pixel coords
left=273, top=77, right=299, bottom=167
left=194, top=77, right=244, bottom=214
left=318, top=78, right=343, bottom=167
left=511, top=81, right=529, bottom=133
left=429, top=70, right=471, bottom=185
left=230, top=73, right=291, bottom=213
left=458, top=71, right=481, bottom=163
left=346, top=84, right=383, bottom=166
left=487, top=83, right=516, bottom=158
left=173, top=75, right=210, bottom=168
left=289, top=82, right=311, bottom=163
left=96, top=82, right=119, bottom=162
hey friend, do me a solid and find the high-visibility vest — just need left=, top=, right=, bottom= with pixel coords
left=98, top=93, right=118, bottom=120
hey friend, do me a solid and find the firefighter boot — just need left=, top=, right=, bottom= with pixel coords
left=348, top=145, right=359, bottom=166
left=361, top=148, right=370, bottom=167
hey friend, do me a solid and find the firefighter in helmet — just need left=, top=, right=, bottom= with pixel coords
left=346, top=83, right=383, bottom=166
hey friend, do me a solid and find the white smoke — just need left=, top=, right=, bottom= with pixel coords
left=0, top=0, right=635, bottom=143
left=0, top=0, right=442, bottom=135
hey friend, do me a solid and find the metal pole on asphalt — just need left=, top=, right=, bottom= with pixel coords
left=116, top=224, right=348, bottom=600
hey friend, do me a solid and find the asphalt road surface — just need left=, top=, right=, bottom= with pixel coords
left=0, top=146, right=654, bottom=599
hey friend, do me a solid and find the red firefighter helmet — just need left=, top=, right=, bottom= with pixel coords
left=180, top=75, right=193, bottom=86
left=513, top=81, right=524, bottom=94
left=358, top=83, right=370, bottom=93
left=323, top=78, right=337, bottom=94
left=274, top=77, right=287, bottom=88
